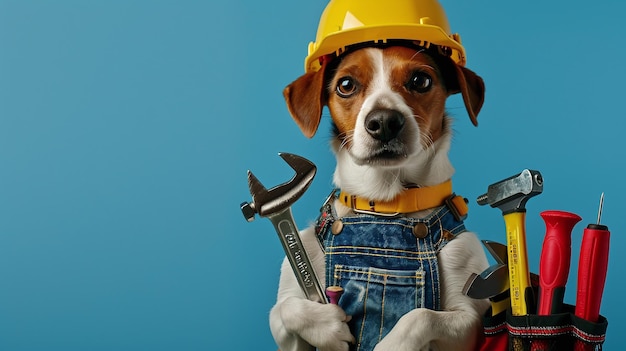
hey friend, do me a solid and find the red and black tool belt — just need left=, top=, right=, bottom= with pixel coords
left=477, top=301, right=608, bottom=351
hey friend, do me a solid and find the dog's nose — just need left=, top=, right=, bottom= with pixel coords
left=365, top=109, right=405, bottom=142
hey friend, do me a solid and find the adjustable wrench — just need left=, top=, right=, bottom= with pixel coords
left=240, top=153, right=327, bottom=304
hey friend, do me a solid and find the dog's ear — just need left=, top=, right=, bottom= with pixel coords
left=452, top=65, right=485, bottom=127
left=283, top=61, right=328, bottom=138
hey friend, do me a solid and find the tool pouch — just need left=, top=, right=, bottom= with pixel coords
left=477, top=304, right=608, bottom=351
left=476, top=306, right=508, bottom=351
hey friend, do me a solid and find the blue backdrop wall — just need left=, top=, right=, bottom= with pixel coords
left=1, top=1, right=624, bottom=350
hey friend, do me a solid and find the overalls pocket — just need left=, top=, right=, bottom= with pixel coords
left=332, top=264, right=425, bottom=351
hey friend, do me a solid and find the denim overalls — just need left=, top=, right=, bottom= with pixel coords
left=315, top=198, right=467, bottom=351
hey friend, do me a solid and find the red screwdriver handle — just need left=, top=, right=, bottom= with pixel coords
left=575, top=224, right=610, bottom=322
left=537, top=211, right=582, bottom=315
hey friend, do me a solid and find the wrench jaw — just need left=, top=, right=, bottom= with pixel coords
left=241, top=153, right=317, bottom=220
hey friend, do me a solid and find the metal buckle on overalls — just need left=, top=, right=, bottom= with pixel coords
left=320, top=189, right=340, bottom=214
left=315, top=189, right=340, bottom=237
left=444, top=193, right=469, bottom=222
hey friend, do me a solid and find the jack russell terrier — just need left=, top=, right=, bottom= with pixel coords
left=269, top=42, right=490, bottom=351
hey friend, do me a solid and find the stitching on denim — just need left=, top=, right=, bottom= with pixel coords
left=335, top=267, right=425, bottom=280
left=343, top=207, right=463, bottom=228
left=326, top=245, right=437, bottom=256
left=428, top=256, right=437, bottom=308
left=343, top=220, right=417, bottom=230
left=434, top=263, right=441, bottom=309
left=434, top=215, right=445, bottom=247
left=326, top=231, right=336, bottom=288
left=333, top=264, right=343, bottom=287
left=379, top=275, right=387, bottom=343
left=448, top=222, right=466, bottom=233
left=415, top=271, right=422, bottom=308
left=356, top=271, right=372, bottom=351
left=326, top=250, right=437, bottom=261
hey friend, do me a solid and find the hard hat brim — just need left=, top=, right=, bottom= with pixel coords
left=305, top=24, right=466, bottom=72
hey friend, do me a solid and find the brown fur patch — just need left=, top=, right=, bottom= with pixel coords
left=284, top=45, right=485, bottom=139
left=326, top=47, right=449, bottom=149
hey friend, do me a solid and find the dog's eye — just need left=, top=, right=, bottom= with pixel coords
left=336, top=77, right=358, bottom=97
left=407, top=72, right=433, bottom=93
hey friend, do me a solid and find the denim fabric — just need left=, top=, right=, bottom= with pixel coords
left=318, top=205, right=466, bottom=351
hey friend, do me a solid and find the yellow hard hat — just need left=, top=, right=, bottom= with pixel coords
left=305, top=0, right=466, bottom=73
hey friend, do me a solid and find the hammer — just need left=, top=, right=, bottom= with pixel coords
left=477, top=169, right=543, bottom=315
left=240, top=153, right=329, bottom=304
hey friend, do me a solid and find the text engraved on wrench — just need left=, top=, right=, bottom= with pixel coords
left=279, top=219, right=315, bottom=288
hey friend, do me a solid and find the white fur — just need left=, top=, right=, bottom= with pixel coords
left=348, top=50, right=421, bottom=174
left=270, top=48, right=489, bottom=351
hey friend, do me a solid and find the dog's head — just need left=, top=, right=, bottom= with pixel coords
left=284, top=44, right=485, bottom=197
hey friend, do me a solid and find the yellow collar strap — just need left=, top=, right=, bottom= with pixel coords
left=338, top=180, right=468, bottom=218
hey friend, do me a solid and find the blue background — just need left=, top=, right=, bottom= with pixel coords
left=1, top=0, right=624, bottom=350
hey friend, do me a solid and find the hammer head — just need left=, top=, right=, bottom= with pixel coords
left=241, top=153, right=316, bottom=220
left=477, top=169, right=543, bottom=214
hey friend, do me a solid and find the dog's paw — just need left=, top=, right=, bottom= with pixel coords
left=374, top=332, right=433, bottom=351
left=280, top=297, right=355, bottom=351
left=373, top=309, right=436, bottom=351
left=374, top=340, right=433, bottom=351
left=375, top=337, right=434, bottom=351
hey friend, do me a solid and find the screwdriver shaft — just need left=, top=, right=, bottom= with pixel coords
left=596, top=192, right=604, bottom=224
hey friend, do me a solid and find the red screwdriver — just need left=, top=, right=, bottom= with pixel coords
left=575, top=193, right=610, bottom=323
left=537, top=210, right=582, bottom=315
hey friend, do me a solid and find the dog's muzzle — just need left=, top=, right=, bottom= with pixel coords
left=360, top=108, right=411, bottom=163
left=365, top=108, right=405, bottom=142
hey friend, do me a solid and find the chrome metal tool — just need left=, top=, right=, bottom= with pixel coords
left=241, top=153, right=327, bottom=303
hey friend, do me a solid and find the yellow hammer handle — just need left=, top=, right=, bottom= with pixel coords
left=503, top=211, right=532, bottom=315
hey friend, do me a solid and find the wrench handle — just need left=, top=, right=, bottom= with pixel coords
left=269, top=207, right=327, bottom=304
left=504, top=211, right=533, bottom=316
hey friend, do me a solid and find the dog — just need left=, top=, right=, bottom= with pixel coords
left=269, top=43, right=490, bottom=351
